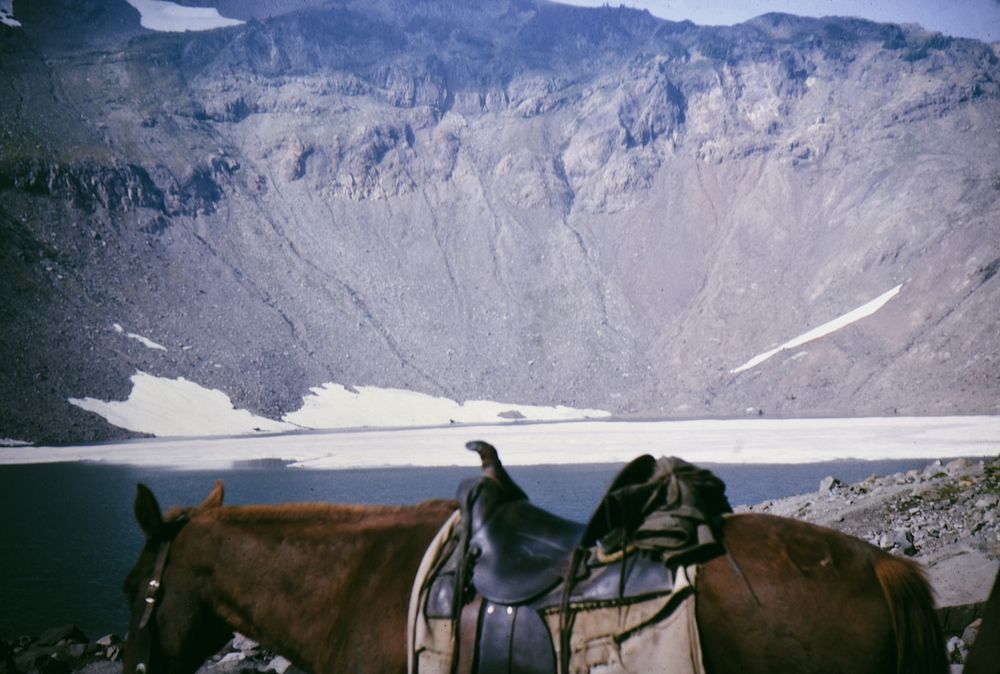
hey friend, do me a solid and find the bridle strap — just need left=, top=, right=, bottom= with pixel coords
left=132, top=539, right=173, bottom=673
left=139, top=540, right=172, bottom=630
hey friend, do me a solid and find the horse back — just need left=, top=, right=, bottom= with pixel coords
left=695, top=513, right=946, bottom=674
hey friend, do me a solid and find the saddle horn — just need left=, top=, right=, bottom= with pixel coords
left=466, top=440, right=527, bottom=501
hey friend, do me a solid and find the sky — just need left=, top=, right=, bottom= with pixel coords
left=562, top=0, right=1000, bottom=43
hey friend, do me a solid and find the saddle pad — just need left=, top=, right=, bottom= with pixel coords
left=408, top=512, right=706, bottom=674
left=409, top=510, right=461, bottom=674
left=542, top=565, right=706, bottom=674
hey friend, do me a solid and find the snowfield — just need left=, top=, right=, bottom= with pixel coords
left=69, top=372, right=297, bottom=437
left=125, top=0, right=243, bottom=32
left=68, top=372, right=612, bottom=437
left=1, top=415, right=996, bottom=470
left=284, top=383, right=612, bottom=429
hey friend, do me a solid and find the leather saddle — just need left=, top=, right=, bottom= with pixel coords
left=421, top=441, right=731, bottom=674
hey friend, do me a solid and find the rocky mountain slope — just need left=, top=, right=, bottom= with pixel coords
left=1, top=0, right=998, bottom=444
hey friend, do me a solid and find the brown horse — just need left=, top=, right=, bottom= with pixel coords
left=123, top=481, right=946, bottom=674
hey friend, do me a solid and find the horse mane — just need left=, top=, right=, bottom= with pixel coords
left=186, top=498, right=458, bottom=525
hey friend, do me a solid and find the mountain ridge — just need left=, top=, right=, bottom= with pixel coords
left=1, top=0, right=998, bottom=444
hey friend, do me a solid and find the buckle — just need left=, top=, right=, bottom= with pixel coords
left=144, top=579, right=161, bottom=605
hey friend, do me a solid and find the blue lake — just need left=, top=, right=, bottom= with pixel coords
left=0, top=457, right=954, bottom=639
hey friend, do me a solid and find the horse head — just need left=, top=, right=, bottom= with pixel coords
left=122, top=481, right=232, bottom=674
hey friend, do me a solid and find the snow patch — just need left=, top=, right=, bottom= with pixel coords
left=732, top=285, right=902, bottom=374
left=0, top=0, right=19, bottom=27
left=125, top=0, right=243, bottom=32
left=68, top=372, right=296, bottom=437
left=128, top=333, right=167, bottom=351
left=0, top=438, right=31, bottom=447
left=283, top=383, right=612, bottom=429
left=113, top=323, right=167, bottom=351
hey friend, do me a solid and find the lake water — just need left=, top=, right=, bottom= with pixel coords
left=0, top=456, right=965, bottom=639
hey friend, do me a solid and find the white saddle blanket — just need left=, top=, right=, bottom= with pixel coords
left=407, top=511, right=707, bottom=674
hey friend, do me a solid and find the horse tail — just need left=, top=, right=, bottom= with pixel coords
left=873, top=554, right=948, bottom=674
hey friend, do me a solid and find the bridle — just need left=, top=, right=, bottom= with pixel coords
left=139, top=540, right=173, bottom=630
left=132, top=517, right=186, bottom=674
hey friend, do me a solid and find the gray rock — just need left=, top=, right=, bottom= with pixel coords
left=924, top=547, right=1000, bottom=607
left=36, top=627, right=87, bottom=648
left=75, top=663, right=121, bottom=674
left=66, top=644, right=87, bottom=658
left=893, top=529, right=917, bottom=556
left=945, top=459, right=972, bottom=477
left=923, top=461, right=946, bottom=479
left=37, top=658, right=72, bottom=674
left=265, top=655, right=293, bottom=674
left=974, top=495, right=998, bottom=510
left=962, top=618, right=982, bottom=648
left=231, top=634, right=258, bottom=653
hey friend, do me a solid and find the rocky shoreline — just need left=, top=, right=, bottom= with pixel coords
left=4, top=456, right=997, bottom=673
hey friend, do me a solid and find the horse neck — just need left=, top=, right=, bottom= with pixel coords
left=177, top=500, right=454, bottom=673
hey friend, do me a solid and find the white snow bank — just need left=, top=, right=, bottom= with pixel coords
left=0, top=438, right=31, bottom=447
left=283, top=383, right=612, bottom=429
left=125, top=0, right=243, bottom=32
left=65, top=373, right=612, bottom=439
left=114, top=323, right=167, bottom=351
left=732, top=284, right=902, bottom=374
left=1, top=0, right=20, bottom=27
left=69, top=372, right=296, bottom=437
left=2, top=415, right=997, bottom=470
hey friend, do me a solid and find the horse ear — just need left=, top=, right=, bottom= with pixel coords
left=134, top=483, right=163, bottom=540
left=197, top=480, right=224, bottom=511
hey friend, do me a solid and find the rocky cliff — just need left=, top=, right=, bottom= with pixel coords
left=1, top=0, right=998, bottom=443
